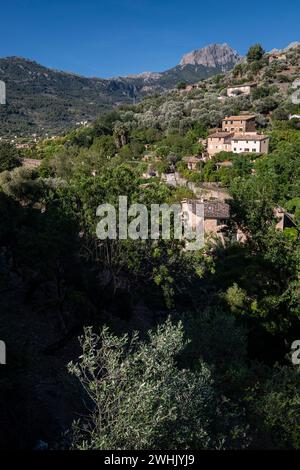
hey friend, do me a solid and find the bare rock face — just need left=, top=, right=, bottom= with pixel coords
left=180, top=43, right=242, bottom=70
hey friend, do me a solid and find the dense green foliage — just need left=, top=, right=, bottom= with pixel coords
left=0, top=141, right=21, bottom=172
left=0, top=44, right=300, bottom=450
left=68, top=320, right=249, bottom=450
left=246, top=44, right=265, bottom=63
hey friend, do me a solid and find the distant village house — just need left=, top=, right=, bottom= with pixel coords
left=222, top=115, right=257, bottom=133
left=206, top=115, right=269, bottom=157
left=227, top=83, right=257, bottom=97
left=183, top=156, right=201, bottom=171
left=231, top=134, right=269, bottom=154
left=21, top=158, right=42, bottom=168
left=181, top=199, right=231, bottom=245
left=207, top=132, right=234, bottom=157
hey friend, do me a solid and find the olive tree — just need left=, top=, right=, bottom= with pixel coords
left=68, top=319, right=249, bottom=450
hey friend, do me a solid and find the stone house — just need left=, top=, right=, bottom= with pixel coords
left=16, top=143, right=35, bottom=150
left=21, top=158, right=42, bottom=168
left=207, top=131, right=269, bottom=156
left=207, top=132, right=234, bottom=157
left=185, top=84, right=198, bottom=92
left=203, top=200, right=230, bottom=238
left=183, top=156, right=201, bottom=170
left=222, top=115, right=257, bottom=133
left=227, top=83, right=257, bottom=97
left=206, top=114, right=269, bottom=157
left=181, top=199, right=231, bottom=244
left=231, top=134, right=269, bottom=154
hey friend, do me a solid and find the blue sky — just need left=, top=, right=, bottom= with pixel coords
left=0, top=0, right=299, bottom=77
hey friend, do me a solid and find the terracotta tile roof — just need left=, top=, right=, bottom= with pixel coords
left=208, top=132, right=234, bottom=139
left=231, top=134, right=269, bottom=141
left=223, top=115, right=256, bottom=121
left=204, top=201, right=230, bottom=219
left=184, top=199, right=230, bottom=219
left=208, top=127, right=221, bottom=134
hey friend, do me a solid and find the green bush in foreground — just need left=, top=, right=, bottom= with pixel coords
left=68, top=319, right=249, bottom=450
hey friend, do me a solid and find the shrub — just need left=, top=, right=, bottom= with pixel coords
left=254, top=96, right=279, bottom=114
left=68, top=320, right=249, bottom=449
left=250, top=366, right=300, bottom=449
left=0, top=142, right=21, bottom=172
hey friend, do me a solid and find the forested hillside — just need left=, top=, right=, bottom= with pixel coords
left=0, top=44, right=241, bottom=136
left=0, top=43, right=299, bottom=450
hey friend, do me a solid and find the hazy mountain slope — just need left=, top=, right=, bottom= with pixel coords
left=0, top=44, right=242, bottom=136
left=0, top=57, right=137, bottom=135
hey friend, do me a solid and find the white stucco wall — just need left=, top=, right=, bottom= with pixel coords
left=231, top=138, right=269, bottom=154
left=232, top=139, right=260, bottom=153
left=227, top=85, right=251, bottom=97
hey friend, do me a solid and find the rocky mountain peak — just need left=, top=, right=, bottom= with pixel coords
left=179, top=43, right=242, bottom=70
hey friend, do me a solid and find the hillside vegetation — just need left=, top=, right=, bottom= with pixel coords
left=0, top=43, right=299, bottom=450
left=0, top=44, right=241, bottom=136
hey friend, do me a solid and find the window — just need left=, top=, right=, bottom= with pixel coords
left=252, top=149, right=256, bottom=152
left=245, top=148, right=250, bottom=152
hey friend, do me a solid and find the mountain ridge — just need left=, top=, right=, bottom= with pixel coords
left=0, top=43, right=243, bottom=135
